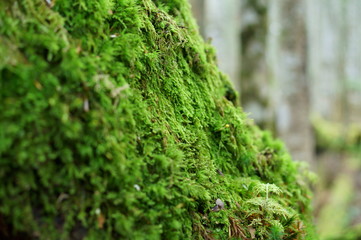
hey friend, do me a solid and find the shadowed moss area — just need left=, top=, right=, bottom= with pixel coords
left=0, top=0, right=315, bottom=239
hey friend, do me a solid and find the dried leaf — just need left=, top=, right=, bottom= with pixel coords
left=248, top=227, right=256, bottom=239
left=97, top=213, right=105, bottom=229
left=34, top=81, right=43, bottom=90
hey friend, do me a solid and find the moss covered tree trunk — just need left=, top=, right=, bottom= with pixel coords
left=0, top=0, right=315, bottom=239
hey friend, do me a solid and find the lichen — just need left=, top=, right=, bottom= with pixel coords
left=0, top=0, right=315, bottom=239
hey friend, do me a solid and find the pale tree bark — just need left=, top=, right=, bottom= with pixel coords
left=306, top=0, right=361, bottom=125
left=344, top=0, right=361, bottom=124
left=265, top=0, right=314, bottom=164
left=306, top=0, right=347, bottom=123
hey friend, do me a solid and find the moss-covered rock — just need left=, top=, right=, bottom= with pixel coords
left=0, top=0, right=316, bottom=239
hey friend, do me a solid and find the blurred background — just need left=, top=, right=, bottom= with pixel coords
left=188, top=0, right=361, bottom=239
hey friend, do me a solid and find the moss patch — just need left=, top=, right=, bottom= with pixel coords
left=0, top=0, right=315, bottom=239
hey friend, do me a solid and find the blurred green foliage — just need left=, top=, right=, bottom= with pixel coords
left=313, top=116, right=361, bottom=240
left=0, top=0, right=316, bottom=239
left=313, top=116, right=361, bottom=154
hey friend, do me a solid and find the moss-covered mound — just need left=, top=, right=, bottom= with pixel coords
left=0, top=0, right=315, bottom=239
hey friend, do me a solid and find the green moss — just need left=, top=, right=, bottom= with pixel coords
left=0, top=0, right=315, bottom=239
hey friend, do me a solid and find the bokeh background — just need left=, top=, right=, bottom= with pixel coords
left=188, top=0, right=361, bottom=239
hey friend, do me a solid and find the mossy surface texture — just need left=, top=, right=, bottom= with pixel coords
left=0, top=0, right=316, bottom=239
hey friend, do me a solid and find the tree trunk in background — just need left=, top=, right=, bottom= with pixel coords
left=306, top=0, right=347, bottom=123
left=268, top=0, right=314, bottom=164
left=240, top=0, right=314, bottom=164
left=345, top=1, right=361, bottom=124
left=307, top=0, right=361, bottom=124
left=240, top=0, right=272, bottom=129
